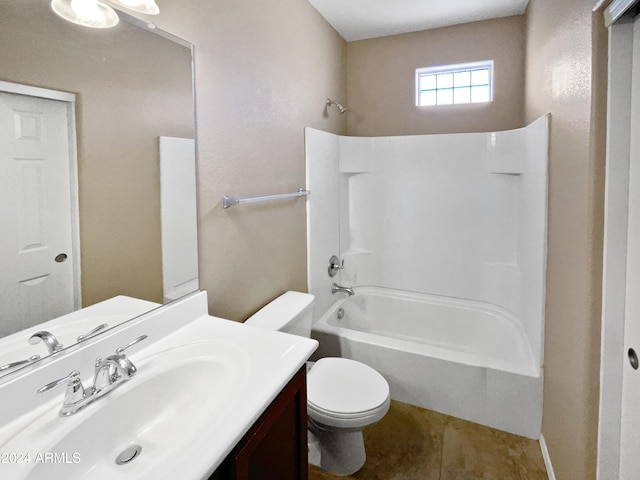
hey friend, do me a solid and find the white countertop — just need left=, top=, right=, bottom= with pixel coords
left=0, top=292, right=318, bottom=480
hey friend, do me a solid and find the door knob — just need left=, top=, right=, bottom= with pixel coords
left=55, top=253, right=68, bottom=263
left=629, top=348, right=638, bottom=370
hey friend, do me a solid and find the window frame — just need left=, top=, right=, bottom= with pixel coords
left=415, top=60, right=494, bottom=107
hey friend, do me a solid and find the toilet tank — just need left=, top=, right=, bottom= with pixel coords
left=244, top=291, right=314, bottom=338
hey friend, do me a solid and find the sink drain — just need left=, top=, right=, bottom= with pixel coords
left=116, top=445, right=142, bottom=465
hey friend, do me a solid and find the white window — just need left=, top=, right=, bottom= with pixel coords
left=416, top=61, right=493, bottom=107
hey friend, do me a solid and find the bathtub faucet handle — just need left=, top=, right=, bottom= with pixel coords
left=328, top=255, right=344, bottom=277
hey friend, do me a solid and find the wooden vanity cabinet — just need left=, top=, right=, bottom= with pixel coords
left=209, top=367, right=308, bottom=480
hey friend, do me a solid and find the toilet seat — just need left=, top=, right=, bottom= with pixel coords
left=307, top=357, right=390, bottom=429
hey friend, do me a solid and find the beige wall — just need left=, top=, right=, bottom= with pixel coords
left=346, top=15, right=526, bottom=136
left=525, top=1, right=607, bottom=479
left=0, top=1, right=193, bottom=311
left=150, top=0, right=347, bottom=320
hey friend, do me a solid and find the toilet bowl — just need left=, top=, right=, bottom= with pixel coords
left=245, top=291, right=390, bottom=475
left=307, top=357, right=390, bottom=474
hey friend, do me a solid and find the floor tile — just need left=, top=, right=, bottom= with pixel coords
left=440, top=417, right=548, bottom=480
left=308, top=400, right=547, bottom=480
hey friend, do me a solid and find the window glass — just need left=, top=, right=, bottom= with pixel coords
left=471, top=69, right=489, bottom=86
left=437, top=73, right=453, bottom=89
left=416, top=61, right=492, bottom=106
left=454, top=71, right=470, bottom=88
left=471, top=85, right=490, bottom=103
left=436, top=88, right=453, bottom=105
left=420, top=75, right=437, bottom=90
left=420, top=90, right=437, bottom=106
left=454, top=87, right=471, bottom=104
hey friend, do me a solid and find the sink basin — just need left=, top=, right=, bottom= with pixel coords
left=0, top=291, right=318, bottom=480
left=0, top=340, right=249, bottom=480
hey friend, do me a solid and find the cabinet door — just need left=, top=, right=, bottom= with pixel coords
left=213, top=367, right=308, bottom=480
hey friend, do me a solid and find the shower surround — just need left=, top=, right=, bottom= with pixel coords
left=305, top=116, right=548, bottom=438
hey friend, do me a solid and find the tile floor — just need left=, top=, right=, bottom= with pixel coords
left=308, top=400, right=548, bottom=480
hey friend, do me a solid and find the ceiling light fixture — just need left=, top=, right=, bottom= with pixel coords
left=108, top=0, right=160, bottom=15
left=51, top=0, right=120, bottom=28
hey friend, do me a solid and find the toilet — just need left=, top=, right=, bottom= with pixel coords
left=245, top=291, right=390, bottom=475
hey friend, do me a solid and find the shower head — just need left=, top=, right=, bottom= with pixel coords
left=326, top=98, right=348, bottom=114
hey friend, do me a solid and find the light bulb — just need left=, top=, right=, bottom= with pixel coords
left=70, top=0, right=101, bottom=22
left=51, top=0, right=120, bottom=28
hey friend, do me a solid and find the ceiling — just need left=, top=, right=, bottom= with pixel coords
left=307, top=0, right=530, bottom=42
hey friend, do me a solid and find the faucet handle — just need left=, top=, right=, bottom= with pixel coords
left=37, top=371, right=88, bottom=416
left=93, top=335, right=148, bottom=378
left=328, top=255, right=345, bottom=277
left=115, top=334, right=148, bottom=355
left=37, top=370, right=81, bottom=395
left=77, top=323, right=109, bottom=342
left=0, top=355, right=41, bottom=373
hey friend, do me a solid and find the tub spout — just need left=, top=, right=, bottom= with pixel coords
left=332, top=283, right=354, bottom=296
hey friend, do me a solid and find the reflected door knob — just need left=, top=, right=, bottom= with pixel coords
left=629, top=348, right=639, bottom=370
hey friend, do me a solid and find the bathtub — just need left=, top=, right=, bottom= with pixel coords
left=311, top=287, right=543, bottom=439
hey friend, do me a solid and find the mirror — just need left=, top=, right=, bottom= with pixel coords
left=0, top=0, right=198, bottom=376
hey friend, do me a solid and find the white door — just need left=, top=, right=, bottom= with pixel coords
left=620, top=14, right=640, bottom=480
left=0, top=92, right=76, bottom=336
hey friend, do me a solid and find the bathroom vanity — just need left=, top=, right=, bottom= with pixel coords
left=0, top=292, right=317, bottom=480
left=210, top=367, right=308, bottom=479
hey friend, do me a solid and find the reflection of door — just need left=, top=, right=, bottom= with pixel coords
left=159, top=136, right=198, bottom=303
left=0, top=88, right=78, bottom=336
left=620, top=15, right=640, bottom=480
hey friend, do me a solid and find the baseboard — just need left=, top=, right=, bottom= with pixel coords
left=539, top=434, right=556, bottom=480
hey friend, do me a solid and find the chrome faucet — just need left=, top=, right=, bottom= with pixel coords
left=29, top=331, right=63, bottom=354
left=331, top=283, right=354, bottom=296
left=37, top=334, right=147, bottom=417
left=92, top=350, right=139, bottom=393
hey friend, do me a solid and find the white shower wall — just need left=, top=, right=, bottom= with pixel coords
left=306, top=116, right=548, bottom=369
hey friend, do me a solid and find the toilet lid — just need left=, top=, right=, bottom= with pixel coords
left=307, top=357, right=389, bottom=415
